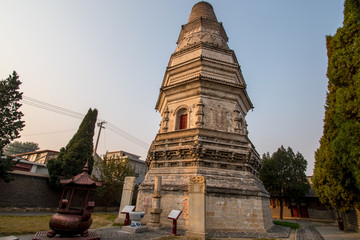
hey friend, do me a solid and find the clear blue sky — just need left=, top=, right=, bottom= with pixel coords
left=1, top=0, right=344, bottom=175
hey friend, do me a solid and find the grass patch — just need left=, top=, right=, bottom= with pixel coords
left=0, top=213, right=117, bottom=236
left=273, top=220, right=300, bottom=229
left=90, top=213, right=117, bottom=229
left=112, top=222, right=123, bottom=227
left=0, top=215, right=51, bottom=236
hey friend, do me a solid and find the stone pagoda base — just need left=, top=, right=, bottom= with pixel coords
left=136, top=166, right=273, bottom=233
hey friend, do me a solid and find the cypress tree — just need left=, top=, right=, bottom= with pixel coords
left=313, top=0, right=360, bottom=212
left=48, top=108, right=98, bottom=188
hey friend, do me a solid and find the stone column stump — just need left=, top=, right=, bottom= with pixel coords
left=186, top=176, right=207, bottom=240
left=115, top=176, right=136, bottom=223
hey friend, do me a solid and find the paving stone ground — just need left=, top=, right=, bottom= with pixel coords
left=2, top=218, right=360, bottom=240
left=207, top=224, right=291, bottom=239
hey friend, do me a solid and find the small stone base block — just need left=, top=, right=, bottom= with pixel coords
left=147, top=222, right=162, bottom=230
left=121, top=226, right=149, bottom=233
left=32, top=231, right=100, bottom=240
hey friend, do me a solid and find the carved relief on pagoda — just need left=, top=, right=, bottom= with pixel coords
left=202, top=98, right=236, bottom=133
left=146, top=137, right=261, bottom=177
left=233, top=108, right=248, bottom=135
left=176, top=29, right=229, bottom=52
left=189, top=176, right=206, bottom=194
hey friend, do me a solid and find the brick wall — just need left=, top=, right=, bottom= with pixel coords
left=0, top=171, right=121, bottom=210
left=0, top=171, right=61, bottom=209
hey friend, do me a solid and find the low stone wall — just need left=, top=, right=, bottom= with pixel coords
left=308, top=209, right=335, bottom=220
left=0, top=171, right=121, bottom=211
left=346, top=208, right=360, bottom=232
left=0, top=171, right=61, bottom=209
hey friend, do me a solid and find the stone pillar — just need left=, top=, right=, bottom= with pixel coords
left=115, top=176, right=136, bottom=223
left=186, top=176, right=206, bottom=240
left=162, top=107, right=169, bottom=133
left=196, top=100, right=205, bottom=128
left=148, top=176, right=162, bottom=229
left=233, top=108, right=241, bottom=133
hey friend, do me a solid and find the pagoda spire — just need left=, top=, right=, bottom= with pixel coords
left=188, top=1, right=218, bottom=22
left=176, top=1, right=229, bottom=52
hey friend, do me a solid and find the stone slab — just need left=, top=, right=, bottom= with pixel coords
left=0, top=236, right=18, bottom=240
left=121, top=226, right=149, bottom=233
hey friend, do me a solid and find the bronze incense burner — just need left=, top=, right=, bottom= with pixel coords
left=46, top=162, right=101, bottom=238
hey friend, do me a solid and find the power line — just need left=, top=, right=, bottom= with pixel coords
left=22, top=98, right=84, bottom=119
left=21, top=96, right=149, bottom=149
left=23, top=96, right=84, bottom=118
left=106, top=123, right=149, bottom=149
left=21, top=129, right=76, bottom=137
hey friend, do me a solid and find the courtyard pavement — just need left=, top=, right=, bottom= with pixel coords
left=1, top=215, right=360, bottom=240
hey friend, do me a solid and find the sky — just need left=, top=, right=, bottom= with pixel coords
left=1, top=0, right=345, bottom=175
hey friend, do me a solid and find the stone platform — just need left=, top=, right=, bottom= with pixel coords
left=121, top=226, right=149, bottom=233
left=32, top=231, right=100, bottom=240
left=208, top=224, right=291, bottom=239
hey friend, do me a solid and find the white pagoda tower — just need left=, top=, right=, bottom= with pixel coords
left=136, top=2, right=273, bottom=235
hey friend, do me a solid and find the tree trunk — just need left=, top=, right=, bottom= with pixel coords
left=341, top=211, right=349, bottom=232
left=279, top=198, right=283, bottom=220
left=336, top=209, right=345, bottom=231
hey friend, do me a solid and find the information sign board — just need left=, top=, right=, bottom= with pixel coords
left=121, top=205, right=135, bottom=214
left=167, top=210, right=182, bottom=220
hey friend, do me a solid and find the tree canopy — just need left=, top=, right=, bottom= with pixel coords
left=47, top=108, right=98, bottom=189
left=93, top=156, right=136, bottom=210
left=260, top=146, right=310, bottom=219
left=0, top=71, right=24, bottom=153
left=4, top=141, right=39, bottom=156
left=312, top=0, right=360, bottom=212
left=0, top=71, right=24, bottom=182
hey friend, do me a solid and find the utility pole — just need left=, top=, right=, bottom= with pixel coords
left=94, top=121, right=106, bottom=157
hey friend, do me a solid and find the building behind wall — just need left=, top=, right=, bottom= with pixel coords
left=14, top=150, right=59, bottom=164
left=105, top=150, right=147, bottom=185
left=270, top=176, right=335, bottom=220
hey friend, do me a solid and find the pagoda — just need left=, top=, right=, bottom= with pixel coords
left=136, top=1, right=273, bottom=234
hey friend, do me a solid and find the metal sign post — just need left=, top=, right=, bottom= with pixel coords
left=121, top=205, right=136, bottom=226
left=167, top=210, right=182, bottom=236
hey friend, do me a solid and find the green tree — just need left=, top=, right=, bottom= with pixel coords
left=93, top=156, right=136, bottom=211
left=260, top=146, right=310, bottom=219
left=313, top=0, right=360, bottom=213
left=0, top=71, right=24, bottom=182
left=47, top=108, right=98, bottom=189
left=4, top=141, right=39, bottom=156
